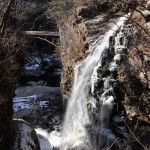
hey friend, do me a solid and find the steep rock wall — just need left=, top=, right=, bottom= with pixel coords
left=59, top=1, right=150, bottom=149
left=59, top=2, right=121, bottom=103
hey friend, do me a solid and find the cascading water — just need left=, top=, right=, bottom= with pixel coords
left=60, top=15, right=132, bottom=150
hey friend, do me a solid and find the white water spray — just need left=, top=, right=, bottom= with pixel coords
left=61, top=15, right=130, bottom=150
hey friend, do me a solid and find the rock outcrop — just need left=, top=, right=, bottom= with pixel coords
left=0, top=119, right=40, bottom=150
left=10, top=119, right=40, bottom=150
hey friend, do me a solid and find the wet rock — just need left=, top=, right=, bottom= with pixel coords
left=27, top=80, right=47, bottom=86
left=11, top=119, right=40, bottom=150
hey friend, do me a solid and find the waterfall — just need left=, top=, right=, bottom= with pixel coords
left=60, top=15, right=130, bottom=150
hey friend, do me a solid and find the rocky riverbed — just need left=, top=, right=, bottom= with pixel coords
left=13, top=86, right=63, bottom=130
left=13, top=85, right=63, bottom=149
left=13, top=50, right=63, bottom=149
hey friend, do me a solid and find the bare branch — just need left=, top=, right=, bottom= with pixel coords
left=0, top=0, right=15, bottom=36
left=126, top=123, right=149, bottom=150
left=33, top=36, right=59, bottom=48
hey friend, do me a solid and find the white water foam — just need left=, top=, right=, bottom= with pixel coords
left=35, top=128, right=61, bottom=150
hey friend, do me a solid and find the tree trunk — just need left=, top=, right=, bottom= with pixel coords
left=0, top=91, right=13, bottom=150
left=0, top=0, right=15, bottom=36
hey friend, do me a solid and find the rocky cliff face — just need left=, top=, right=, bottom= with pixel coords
left=59, top=1, right=150, bottom=149
left=59, top=1, right=120, bottom=103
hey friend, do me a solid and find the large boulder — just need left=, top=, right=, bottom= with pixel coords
left=10, top=119, right=40, bottom=150
left=13, top=86, right=63, bottom=130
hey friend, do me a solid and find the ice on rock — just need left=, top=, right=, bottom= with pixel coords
left=40, top=101, right=49, bottom=108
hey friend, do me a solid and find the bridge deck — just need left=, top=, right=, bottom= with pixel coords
left=24, top=31, right=59, bottom=37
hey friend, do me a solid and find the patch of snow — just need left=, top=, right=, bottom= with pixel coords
left=53, top=69, right=62, bottom=76
left=13, top=95, right=37, bottom=112
left=43, top=55, right=52, bottom=64
left=24, top=64, right=40, bottom=70
left=40, top=101, right=49, bottom=108
left=13, top=103, right=33, bottom=112
left=24, top=57, right=42, bottom=71
left=13, top=95, right=37, bottom=102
